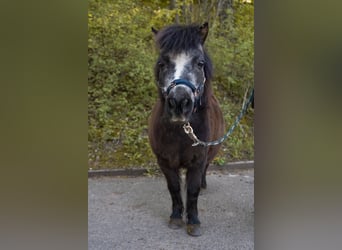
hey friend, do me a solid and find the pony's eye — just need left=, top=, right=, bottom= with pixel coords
left=158, top=61, right=165, bottom=67
left=197, top=61, right=205, bottom=68
left=158, top=56, right=169, bottom=68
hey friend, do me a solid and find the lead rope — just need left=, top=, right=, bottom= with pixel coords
left=183, top=88, right=254, bottom=147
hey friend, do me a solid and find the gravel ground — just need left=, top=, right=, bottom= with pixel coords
left=88, top=169, right=254, bottom=250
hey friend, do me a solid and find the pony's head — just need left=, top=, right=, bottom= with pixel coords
left=153, top=23, right=212, bottom=124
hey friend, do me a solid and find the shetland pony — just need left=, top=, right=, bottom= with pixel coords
left=148, top=22, right=224, bottom=236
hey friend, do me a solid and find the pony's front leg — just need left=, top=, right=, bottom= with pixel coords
left=160, top=166, right=184, bottom=229
left=201, top=162, right=210, bottom=189
left=186, top=167, right=202, bottom=236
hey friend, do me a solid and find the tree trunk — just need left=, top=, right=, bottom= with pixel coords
left=170, top=0, right=179, bottom=24
left=217, top=0, right=233, bottom=22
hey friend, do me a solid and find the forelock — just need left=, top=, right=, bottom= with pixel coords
left=155, top=24, right=202, bottom=53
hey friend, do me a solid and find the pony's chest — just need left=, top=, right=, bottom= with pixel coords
left=159, top=146, right=195, bottom=168
left=156, top=129, right=204, bottom=167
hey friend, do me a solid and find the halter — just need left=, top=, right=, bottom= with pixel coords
left=165, top=79, right=204, bottom=112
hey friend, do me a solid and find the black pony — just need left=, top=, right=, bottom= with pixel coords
left=148, top=23, right=224, bottom=236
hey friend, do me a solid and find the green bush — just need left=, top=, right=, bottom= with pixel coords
left=88, top=0, right=158, bottom=168
left=88, top=0, right=254, bottom=169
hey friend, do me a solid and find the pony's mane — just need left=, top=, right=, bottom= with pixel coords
left=155, top=24, right=203, bottom=53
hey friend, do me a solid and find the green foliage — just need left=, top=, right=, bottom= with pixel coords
left=88, top=0, right=254, bottom=169
left=209, top=2, right=254, bottom=101
left=88, top=0, right=157, bottom=168
left=213, top=156, right=226, bottom=166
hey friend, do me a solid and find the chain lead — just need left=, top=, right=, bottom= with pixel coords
left=183, top=88, right=254, bottom=147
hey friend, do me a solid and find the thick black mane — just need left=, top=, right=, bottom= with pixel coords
left=155, top=24, right=203, bottom=53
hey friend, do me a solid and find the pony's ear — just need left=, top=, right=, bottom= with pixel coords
left=151, top=27, right=158, bottom=35
left=199, top=22, right=209, bottom=44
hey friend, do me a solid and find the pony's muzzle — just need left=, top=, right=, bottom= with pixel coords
left=166, top=86, right=195, bottom=123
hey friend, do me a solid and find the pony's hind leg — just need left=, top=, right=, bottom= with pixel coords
left=186, top=167, right=202, bottom=236
left=160, top=166, right=184, bottom=229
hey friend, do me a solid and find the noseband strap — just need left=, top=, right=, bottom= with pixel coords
left=166, top=79, right=201, bottom=96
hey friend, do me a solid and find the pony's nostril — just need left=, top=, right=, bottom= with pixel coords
left=182, top=98, right=190, bottom=107
left=168, top=98, right=176, bottom=108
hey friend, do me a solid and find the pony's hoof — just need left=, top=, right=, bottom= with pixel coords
left=187, top=224, right=202, bottom=236
left=168, top=218, right=183, bottom=229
